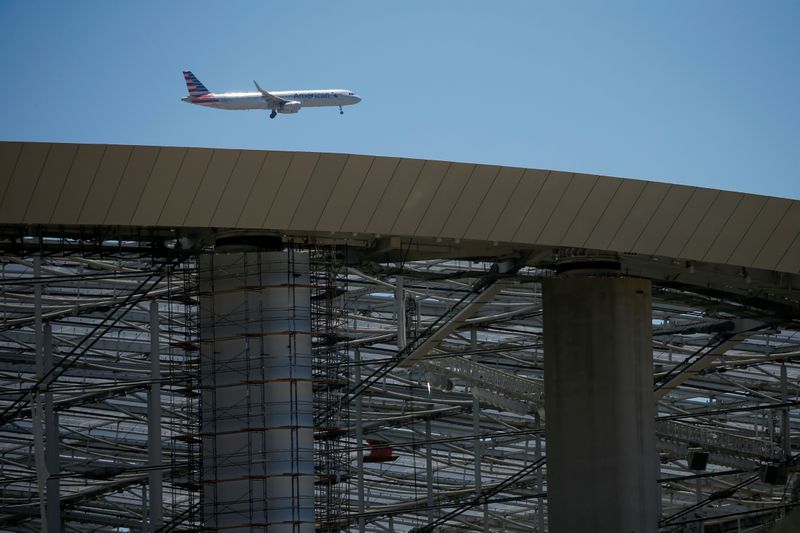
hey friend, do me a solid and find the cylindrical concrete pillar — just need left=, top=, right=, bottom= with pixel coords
left=543, top=276, right=657, bottom=533
left=200, top=249, right=314, bottom=532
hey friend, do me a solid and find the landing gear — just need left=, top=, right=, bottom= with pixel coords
left=269, top=109, right=277, bottom=119
left=339, top=106, right=344, bottom=115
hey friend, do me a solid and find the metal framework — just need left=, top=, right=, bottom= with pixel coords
left=0, top=244, right=200, bottom=531
left=0, top=235, right=798, bottom=532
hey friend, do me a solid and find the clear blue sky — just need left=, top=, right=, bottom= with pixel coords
left=1, top=1, right=798, bottom=199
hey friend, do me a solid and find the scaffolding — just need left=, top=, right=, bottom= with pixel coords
left=164, top=255, right=202, bottom=531
left=198, top=248, right=316, bottom=531
left=0, top=237, right=799, bottom=532
left=0, top=244, right=201, bottom=531
left=312, top=244, right=351, bottom=531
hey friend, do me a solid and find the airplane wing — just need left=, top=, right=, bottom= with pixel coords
left=253, top=81, right=289, bottom=107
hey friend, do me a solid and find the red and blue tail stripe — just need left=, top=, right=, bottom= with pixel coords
left=183, top=70, right=210, bottom=97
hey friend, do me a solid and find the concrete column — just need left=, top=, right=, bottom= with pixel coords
left=543, top=276, right=657, bottom=533
left=200, top=248, right=314, bottom=532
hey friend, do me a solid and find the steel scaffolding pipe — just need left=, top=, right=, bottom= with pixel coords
left=200, top=249, right=314, bottom=532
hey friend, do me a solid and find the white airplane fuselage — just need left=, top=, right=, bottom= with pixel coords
left=180, top=71, right=360, bottom=118
left=181, top=90, right=361, bottom=110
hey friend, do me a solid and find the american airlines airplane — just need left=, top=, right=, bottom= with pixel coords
left=181, top=70, right=362, bottom=119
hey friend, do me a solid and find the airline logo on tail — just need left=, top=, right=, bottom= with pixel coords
left=183, top=71, right=210, bottom=97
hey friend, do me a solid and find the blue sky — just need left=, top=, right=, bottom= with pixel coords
left=1, top=1, right=798, bottom=199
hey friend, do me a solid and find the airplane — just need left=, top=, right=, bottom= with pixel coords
left=181, top=70, right=361, bottom=119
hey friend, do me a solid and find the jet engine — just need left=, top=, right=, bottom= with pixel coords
left=278, top=101, right=302, bottom=114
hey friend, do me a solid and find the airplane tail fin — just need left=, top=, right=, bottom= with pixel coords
left=182, top=70, right=210, bottom=97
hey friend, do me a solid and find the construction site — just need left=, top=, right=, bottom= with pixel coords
left=0, top=141, right=799, bottom=532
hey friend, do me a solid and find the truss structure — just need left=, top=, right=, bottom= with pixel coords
left=0, top=245, right=200, bottom=531
left=0, top=238, right=799, bottom=532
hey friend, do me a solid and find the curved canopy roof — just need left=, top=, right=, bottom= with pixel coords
left=1, top=141, right=798, bottom=275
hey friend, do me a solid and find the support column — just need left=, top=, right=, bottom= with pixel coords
left=32, top=257, right=49, bottom=531
left=44, top=323, right=61, bottom=533
left=200, top=248, right=314, bottom=532
left=425, top=418, right=434, bottom=522
left=781, top=362, right=791, bottom=461
left=543, top=276, right=657, bottom=533
left=470, top=328, right=488, bottom=532
left=535, top=411, right=544, bottom=533
left=696, top=478, right=704, bottom=533
left=147, top=300, right=162, bottom=531
left=396, top=276, right=407, bottom=349
left=355, top=348, right=366, bottom=533
left=141, top=485, right=148, bottom=532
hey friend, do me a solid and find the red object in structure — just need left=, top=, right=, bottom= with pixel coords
left=364, top=439, right=398, bottom=463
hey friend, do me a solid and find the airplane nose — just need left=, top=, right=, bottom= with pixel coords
left=352, top=95, right=362, bottom=103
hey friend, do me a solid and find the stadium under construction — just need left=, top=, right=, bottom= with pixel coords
left=0, top=141, right=799, bottom=532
